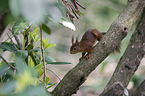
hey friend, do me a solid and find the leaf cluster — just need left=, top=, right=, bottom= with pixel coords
left=0, top=18, right=71, bottom=95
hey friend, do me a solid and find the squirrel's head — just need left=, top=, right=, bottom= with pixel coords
left=70, top=36, right=81, bottom=54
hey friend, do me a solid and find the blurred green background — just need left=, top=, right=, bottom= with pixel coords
left=0, top=0, right=145, bottom=95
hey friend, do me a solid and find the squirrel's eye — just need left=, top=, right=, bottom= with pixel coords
left=73, top=47, right=77, bottom=50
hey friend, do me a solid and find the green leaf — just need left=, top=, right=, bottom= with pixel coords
left=33, top=27, right=40, bottom=36
left=42, top=38, right=56, bottom=50
left=29, top=27, right=40, bottom=41
left=48, top=62, right=72, bottom=65
left=0, top=65, right=10, bottom=76
left=38, top=70, right=44, bottom=78
left=35, top=36, right=39, bottom=42
left=35, top=64, right=43, bottom=71
left=15, top=50, right=28, bottom=73
left=43, top=38, right=49, bottom=49
left=15, top=85, right=50, bottom=96
left=38, top=54, right=56, bottom=64
left=0, top=42, right=17, bottom=53
left=35, top=64, right=44, bottom=77
left=0, top=80, right=16, bottom=95
left=44, top=56, right=56, bottom=64
left=0, top=64, right=14, bottom=77
left=42, top=38, right=47, bottom=48
left=42, top=77, right=50, bottom=86
left=27, top=44, right=34, bottom=51
left=46, top=38, right=49, bottom=43
left=12, top=19, right=31, bottom=35
left=46, top=82, right=57, bottom=89
left=42, top=24, right=51, bottom=35
left=46, top=77, right=50, bottom=86
left=44, top=43, right=56, bottom=50
left=29, top=48, right=41, bottom=52
left=28, top=56, right=35, bottom=67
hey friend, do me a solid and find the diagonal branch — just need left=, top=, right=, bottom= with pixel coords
left=51, top=0, right=145, bottom=96
left=100, top=7, right=145, bottom=96
left=132, top=80, right=145, bottom=96
left=0, top=55, right=16, bottom=69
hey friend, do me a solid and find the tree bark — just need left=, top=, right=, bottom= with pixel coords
left=100, top=7, right=145, bottom=96
left=51, top=0, right=145, bottom=96
left=132, top=80, right=145, bottom=96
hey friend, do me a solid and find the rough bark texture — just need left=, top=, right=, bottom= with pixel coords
left=51, top=0, right=145, bottom=96
left=132, top=80, right=145, bottom=96
left=100, top=7, right=145, bottom=96
left=100, top=82, right=125, bottom=96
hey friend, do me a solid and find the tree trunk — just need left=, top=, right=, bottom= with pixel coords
left=100, top=7, right=145, bottom=96
left=51, top=0, right=145, bottom=95
left=132, top=80, right=145, bottom=96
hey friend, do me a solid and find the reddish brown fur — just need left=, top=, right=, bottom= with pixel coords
left=70, top=29, right=104, bottom=61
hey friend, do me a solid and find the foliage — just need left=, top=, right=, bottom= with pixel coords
left=1, top=0, right=143, bottom=96
left=0, top=0, right=78, bottom=94
left=0, top=18, right=72, bottom=95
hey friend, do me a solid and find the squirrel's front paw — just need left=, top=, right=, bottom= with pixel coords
left=86, top=54, right=90, bottom=59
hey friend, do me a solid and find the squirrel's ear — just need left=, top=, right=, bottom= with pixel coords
left=72, top=36, right=74, bottom=44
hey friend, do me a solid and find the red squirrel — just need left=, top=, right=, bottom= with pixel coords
left=70, top=29, right=105, bottom=61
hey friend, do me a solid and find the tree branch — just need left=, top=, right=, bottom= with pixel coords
left=51, top=0, right=145, bottom=95
left=0, top=55, right=15, bottom=69
left=100, top=82, right=125, bottom=96
left=40, top=24, right=46, bottom=86
left=100, top=7, right=145, bottom=95
left=132, top=80, right=145, bottom=96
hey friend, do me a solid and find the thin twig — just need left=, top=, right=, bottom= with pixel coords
left=0, top=55, right=15, bottom=69
left=40, top=24, right=46, bottom=86
left=46, top=68, right=61, bottom=81
left=62, top=0, right=85, bottom=22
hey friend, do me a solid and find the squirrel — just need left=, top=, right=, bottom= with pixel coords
left=70, top=29, right=106, bottom=61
